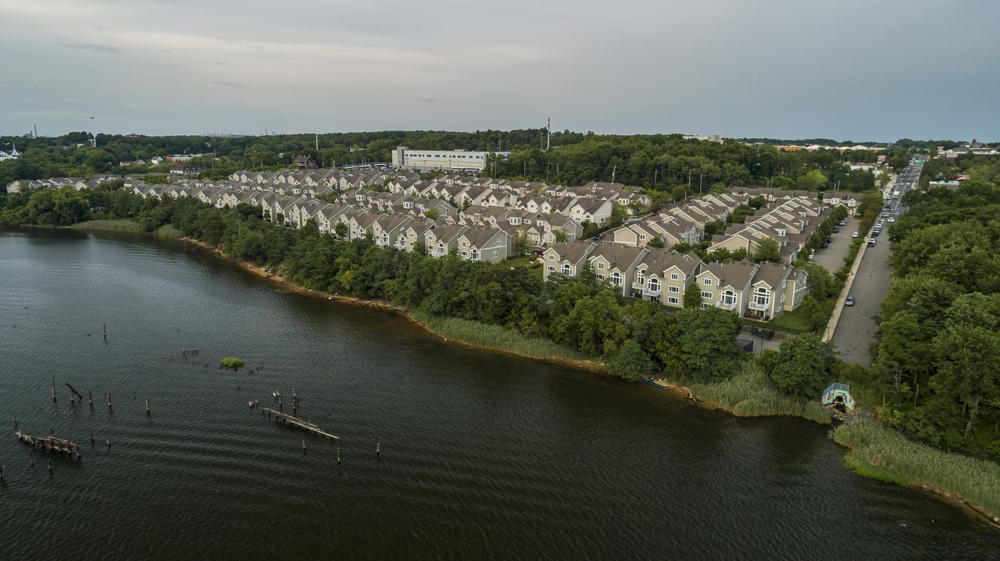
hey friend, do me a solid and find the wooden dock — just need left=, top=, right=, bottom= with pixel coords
left=260, top=408, right=339, bottom=441
left=15, top=431, right=82, bottom=460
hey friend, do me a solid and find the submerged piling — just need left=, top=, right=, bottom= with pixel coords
left=145, top=399, right=150, bottom=417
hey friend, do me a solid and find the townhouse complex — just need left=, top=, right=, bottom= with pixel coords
left=8, top=166, right=859, bottom=320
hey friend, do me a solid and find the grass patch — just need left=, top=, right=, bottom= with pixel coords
left=155, top=224, right=184, bottom=238
left=692, top=362, right=832, bottom=424
left=833, top=420, right=1000, bottom=519
left=410, top=309, right=592, bottom=363
left=71, top=219, right=144, bottom=233
left=770, top=306, right=816, bottom=333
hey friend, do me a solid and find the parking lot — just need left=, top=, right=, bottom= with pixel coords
left=811, top=216, right=859, bottom=273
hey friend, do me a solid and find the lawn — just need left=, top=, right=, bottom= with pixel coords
left=741, top=306, right=814, bottom=335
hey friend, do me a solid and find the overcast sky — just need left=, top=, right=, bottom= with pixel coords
left=1, top=0, right=997, bottom=141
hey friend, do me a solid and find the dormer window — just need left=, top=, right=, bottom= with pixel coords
left=703, top=278, right=712, bottom=286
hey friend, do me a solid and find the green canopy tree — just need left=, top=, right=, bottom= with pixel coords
left=676, top=307, right=741, bottom=383
left=770, top=334, right=835, bottom=398
left=607, top=338, right=655, bottom=381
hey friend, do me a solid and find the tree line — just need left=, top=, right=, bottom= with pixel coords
left=868, top=178, right=1000, bottom=460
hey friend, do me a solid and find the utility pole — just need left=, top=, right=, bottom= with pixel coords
left=611, top=164, right=617, bottom=183
left=498, top=132, right=501, bottom=152
left=546, top=117, right=551, bottom=151
left=315, top=133, right=319, bottom=151
left=699, top=173, right=704, bottom=196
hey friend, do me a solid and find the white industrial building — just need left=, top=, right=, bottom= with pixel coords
left=391, top=147, right=509, bottom=172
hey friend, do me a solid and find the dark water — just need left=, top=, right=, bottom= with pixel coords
left=0, top=229, right=997, bottom=561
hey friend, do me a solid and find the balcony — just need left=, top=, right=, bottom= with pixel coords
left=748, top=300, right=770, bottom=311
left=643, top=288, right=662, bottom=297
left=717, top=300, right=738, bottom=310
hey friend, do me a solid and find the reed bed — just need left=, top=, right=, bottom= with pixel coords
left=832, top=420, right=1000, bottom=519
left=410, top=310, right=591, bottom=363
left=692, top=362, right=832, bottom=424
left=155, top=224, right=184, bottom=238
left=71, top=219, right=145, bottom=233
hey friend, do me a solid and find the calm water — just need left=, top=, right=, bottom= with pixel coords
left=0, top=229, right=997, bottom=561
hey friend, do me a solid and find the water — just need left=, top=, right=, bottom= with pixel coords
left=0, top=228, right=997, bottom=561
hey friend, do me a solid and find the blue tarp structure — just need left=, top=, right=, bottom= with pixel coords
left=822, top=383, right=856, bottom=410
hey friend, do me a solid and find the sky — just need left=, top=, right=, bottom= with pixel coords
left=0, top=0, right=998, bottom=141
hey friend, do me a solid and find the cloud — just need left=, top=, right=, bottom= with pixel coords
left=58, top=42, right=120, bottom=53
left=212, top=81, right=243, bottom=87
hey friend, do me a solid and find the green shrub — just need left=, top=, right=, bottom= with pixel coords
left=220, top=357, right=245, bottom=369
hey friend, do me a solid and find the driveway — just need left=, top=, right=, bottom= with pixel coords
left=811, top=216, right=858, bottom=273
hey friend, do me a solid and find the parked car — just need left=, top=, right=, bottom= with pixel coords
left=845, top=295, right=855, bottom=306
left=833, top=226, right=840, bottom=233
left=868, top=238, right=877, bottom=247
left=888, top=217, right=896, bottom=223
left=838, top=220, right=847, bottom=227
left=852, top=231, right=859, bottom=238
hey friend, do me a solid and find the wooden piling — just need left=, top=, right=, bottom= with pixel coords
left=337, top=447, right=342, bottom=464
left=145, top=399, right=150, bottom=417
left=376, top=439, right=381, bottom=458
left=50, top=381, right=56, bottom=402
left=89, top=390, right=94, bottom=409
left=47, top=460, right=52, bottom=473
left=302, top=439, right=306, bottom=453
left=107, top=392, right=112, bottom=411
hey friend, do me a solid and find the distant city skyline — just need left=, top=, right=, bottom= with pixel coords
left=1, top=0, right=998, bottom=142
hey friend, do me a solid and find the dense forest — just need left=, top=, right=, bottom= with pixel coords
left=869, top=162, right=1000, bottom=461
left=1, top=130, right=907, bottom=191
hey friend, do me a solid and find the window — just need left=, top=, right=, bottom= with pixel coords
left=754, top=287, right=770, bottom=307
left=562, top=264, right=572, bottom=275
left=547, top=266, right=555, bottom=272
left=701, top=291, right=713, bottom=299
left=491, top=251, right=498, bottom=258
left=639, top=234, right=646, bottom=241
left=597, top=274, right=606, bottom=281
left=611, top=272, right=622, bottom=286
left=648, top=278, right=660, bottom=292
left=668, top=297, right=679, bottom=304
left=597, top=262, right=605, bottom=270
left=721, top=290, right=736, bottom=305
left=703, top=278, right=712, bottom=285
left=668, top=286, right=679, bottom=293
left=671, top=273, right=679, bottom=280
left=636, top=272, right=645, bottom=285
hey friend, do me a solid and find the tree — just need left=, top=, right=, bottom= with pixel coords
left=647, top=237, right=665, bottom=248
left=930, top=324, right=1000, bottom=437
left=770, top=334, right=835, bottom=398
left=683, top=282, right=701, bottom=309
left=796, top=169, right=828, bottom=191
left=676, top=307, right=741, bottom=383
left=334, top=222, right=348, bottom=239
left=752, top=238, right=781, bottom=263
left=607, top=338, right=655, bottom=381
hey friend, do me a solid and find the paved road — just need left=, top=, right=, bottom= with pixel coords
left=831, top=231, right=892, bottom=366
left=832, top=162, right=922, bottom=366
left=812, top=216, right=859, bottom=273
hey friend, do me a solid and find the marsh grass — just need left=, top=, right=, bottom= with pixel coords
left=71, top=219, right=144, bottom=233
left=692, top=362, right=832, bottom=424
left=832, top=420, right=1000, bottom=518
left=410, top=309, right=593, bottom=364
left=155, top=224, right=184, bottom=238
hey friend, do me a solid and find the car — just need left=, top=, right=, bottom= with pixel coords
left=868, top=238, right=877, bottom=247
left=845, top=296, right=855, bottom=306
left=888, top=217, right=896, bottom=223
left=832, top=226, right=840, bottom=233
left=825, top=236, right=833, bottom=244
left=852, top=231, right=859, bottom=238
left=838, top=221, right=846, bottom=227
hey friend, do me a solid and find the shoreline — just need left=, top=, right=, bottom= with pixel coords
left=6, top=223, right=996, bottom=526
